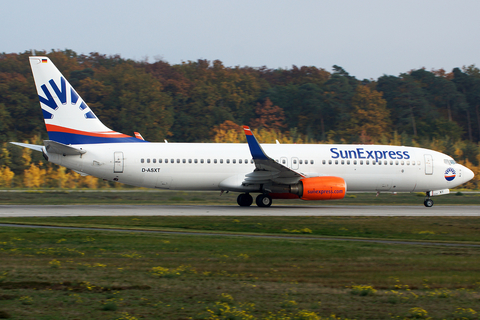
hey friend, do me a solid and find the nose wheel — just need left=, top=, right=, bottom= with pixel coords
left=424, top=198, right=434, bottom=207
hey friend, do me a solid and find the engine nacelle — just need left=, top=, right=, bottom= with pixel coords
left=291, top=176, right=346, bottom=200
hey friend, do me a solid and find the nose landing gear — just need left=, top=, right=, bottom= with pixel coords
left=424, top=191, right=434, bottom=207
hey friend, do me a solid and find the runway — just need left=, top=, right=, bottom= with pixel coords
left=0, top=204, right=479, bottom=217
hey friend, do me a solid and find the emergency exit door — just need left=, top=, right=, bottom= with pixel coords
left=424, top=154, right=433, bottom=175
left=114, top=152, right=124, bottom=173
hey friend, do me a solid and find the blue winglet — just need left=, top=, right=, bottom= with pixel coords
left=243, top=126, right=269, bottom=160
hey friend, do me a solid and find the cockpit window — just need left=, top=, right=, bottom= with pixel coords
left=445, top=159, right=456, bottom=165
left=450, top=160, right=456, bottom=165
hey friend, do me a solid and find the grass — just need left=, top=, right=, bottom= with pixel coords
left=0, top=189, right=479, bottom=205
left=2, top=216, right=480, bottom=243
left=0, top=191, right=479, bottom=319
left=1, top=217, right=480, bottom=319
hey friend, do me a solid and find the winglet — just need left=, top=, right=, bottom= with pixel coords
left=134, top=132, right=145, bottom=140
left=243, top=126, right=269, bottom=160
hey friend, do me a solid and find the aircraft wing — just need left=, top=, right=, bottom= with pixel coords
left=242, top=126, right=305, bottom=185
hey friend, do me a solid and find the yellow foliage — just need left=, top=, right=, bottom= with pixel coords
left=80, top=175, right=99, bottom=189
left=0, top=166, right=14, bottom=187
left=23, top=163, right=46, bottom=188
left=21, top=145, right=32, bottom=167
left=54, top=166, right=69, bottom=188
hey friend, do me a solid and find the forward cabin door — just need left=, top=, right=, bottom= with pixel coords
left=114, top=151, right=124, bottom=173
left=424, top=154, right=433, bottom=175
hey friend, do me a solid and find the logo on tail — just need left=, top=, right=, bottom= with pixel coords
left=30, top=57, right=146, bottom=145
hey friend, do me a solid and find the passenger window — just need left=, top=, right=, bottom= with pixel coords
left=395, top=161, right=399, bottom=165
left=165, top=159, right=168, bottom=163
left=390, top=161, right=393, bottom=165
left=188, top=159, right=192, bottom=163
left=141, top=159, right=144, bottom=163
left=353, top=160, right=357, bottom=165
left=159, top=159, right=162, bottom=163
left=183, top=159, right=186, bottom=163
left=401, top=161, right=404, bottom=165
left=384, top=161, right=387, bottom=165
left=406, top=161, right=410, bottom=165
left=293, top=160, right=297, bottom=164
left=310, top=160, right=314, bottom=164
left=282, top=159, right=286, bottom=164
left=251, top=159, right=254, bottom=164
left=233, top=159, right=236, bottom=164
left=412, top=161, right=415, bottom=166
left=226, top=159, right=230, bottom=164
left=214, top=159, right=217, bottom=164
left=177, top=159, right=180, bottom=163
left=335, top=160, right=339, bottom=165
left=220, top=159, right=224, bottom=164
left=194, top=159, right=198, bottom=163
left=239, top=159, right=242, bottom=164
left=207, top=159, right=211, bottom=164
left=171, top=159, right=174, bottom=163
left=147, top=159, right=150, bottom=163
left=360, top=160, right=363, bottom=165
left=341, top=160, right=345, bottom=165
left=366, top=160, right=369, bottom=165
left=153, top=159, right=156, bottom=163
left=347, top=160, right=350, bottom=165
left=201, top=159, right=204, bottom=164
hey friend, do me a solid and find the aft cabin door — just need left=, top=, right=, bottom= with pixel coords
left=424, top=154, right=433, bottom=175
left=114, top=152, right=124, bottom=173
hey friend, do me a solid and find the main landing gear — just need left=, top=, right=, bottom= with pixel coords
left=236, top=193, right=272, bottom=207
left=237, top=193, right=253, bottom=207
left=424, top=192, right=434, bottom=207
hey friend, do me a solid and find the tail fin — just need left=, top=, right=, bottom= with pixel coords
left=29, top=57, right=146, bottom=144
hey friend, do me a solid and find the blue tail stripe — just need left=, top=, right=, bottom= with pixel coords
left=48, top=132, right=148, bottom=144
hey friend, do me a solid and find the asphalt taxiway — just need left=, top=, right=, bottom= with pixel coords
left=0, top=205, right=479, bottom=217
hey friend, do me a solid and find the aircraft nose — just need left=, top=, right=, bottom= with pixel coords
left=462, top=166, right=475, bottom=183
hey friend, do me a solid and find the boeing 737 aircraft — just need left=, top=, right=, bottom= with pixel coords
left=12, top=57, right=475, bottom=207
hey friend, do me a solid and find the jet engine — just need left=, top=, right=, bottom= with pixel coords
left=290, top=176, right=346, bottom=200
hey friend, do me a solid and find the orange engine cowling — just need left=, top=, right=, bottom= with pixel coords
left=296, top=176, right=346, bottom=200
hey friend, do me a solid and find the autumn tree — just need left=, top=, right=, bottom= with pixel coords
left=250, top=98, right=286, bottom=131
left=344, top=85, right=390, bottom=143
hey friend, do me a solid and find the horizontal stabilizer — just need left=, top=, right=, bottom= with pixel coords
left=10, top=142, right=43, bottom=152
left=44, top=140, right=86, bottom=155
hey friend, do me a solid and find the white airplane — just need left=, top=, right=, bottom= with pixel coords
left=12, top=57, right=475, bottom=207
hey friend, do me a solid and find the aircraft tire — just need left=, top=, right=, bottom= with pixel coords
left=256, top=194, right=272, bottom=207
left=424, top=199, right=434, bottom=207
left=237, top=193, right=253, bottom=207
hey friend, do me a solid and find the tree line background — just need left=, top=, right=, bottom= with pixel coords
left=0, top=50, right=478, bottom=189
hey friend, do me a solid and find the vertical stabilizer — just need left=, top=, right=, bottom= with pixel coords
left=29, top=57, right=145, bottom=144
